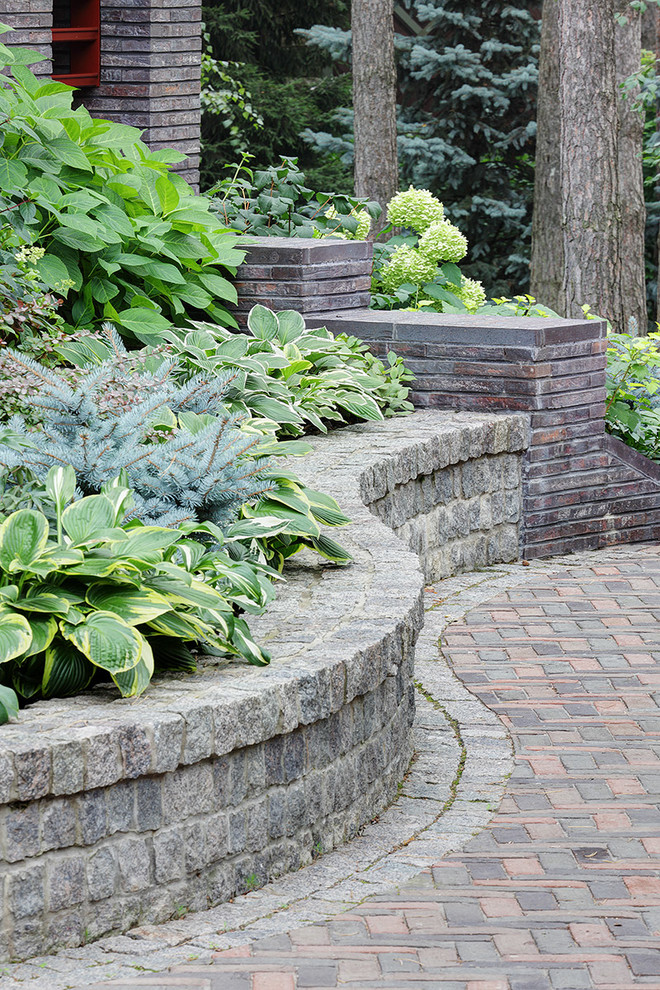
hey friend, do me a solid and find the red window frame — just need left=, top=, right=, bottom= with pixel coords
left=52, top=0, right=100, bottom=88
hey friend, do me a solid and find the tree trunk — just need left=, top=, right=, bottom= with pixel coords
left=352, top=0, right=398, bottom=236
left=558, top=0, right=623, bottom=328
left=530, top=0, right=564, bottom=313
left=615, top=0, right=647, bottom=333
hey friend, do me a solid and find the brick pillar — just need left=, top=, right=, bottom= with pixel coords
left=2, top=1, right=53, bottom=76
left=304, top=310, right=660, bottom=558
left=232, top=238, right=374, bottom=327
left=82, top=0, right=201, bottom=189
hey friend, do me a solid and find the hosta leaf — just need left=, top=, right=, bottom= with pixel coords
left=147, top=636, right=196, bottom=671
left=60, top=611, right=142, bottom=673
left=110, top=526, right=182, bottom=557
left=0, top=511, right=49, bottom=572
left=0, top=685, right=19, bottom=725
left=23, top=616, right=58, bottom=657
left=249, top=396, right=301, bottom=424
left=145, top=575, right=224, bottom=609
left=307, top=490, right=351, bottom=527
left=225, top=517, right=289, bottom=541
left=85, top=584, right=172, bottom=625
left=146, top=610, right=210, bottom=640
left=275, top=310, right=306, bottom=343
left=304, top=534, right=353, bottom=564
left=45, top=465, right=76, bottom=520
left=62, top=495, right=116, bottom=544
left=230, top=618, right=270, bottom=667
left=42, top=639, right=94, bottom=698
left=247, top=305, right=280, bottom=341
left=13, top=593, right=72, bottom=615
left=0, top=611, right=33, bottom=662
left=111, top=635, right=154, bottom=698
left=247, top=502, right=320, bottom=537
left=12, top=654, right=43, bottom=700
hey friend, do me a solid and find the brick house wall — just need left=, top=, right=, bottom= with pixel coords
left=1, top=0, right=201, bottom=189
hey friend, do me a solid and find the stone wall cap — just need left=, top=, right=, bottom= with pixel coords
left=308, top=309, right=606, bottom=347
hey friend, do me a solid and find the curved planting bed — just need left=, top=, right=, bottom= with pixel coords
left=0, top=410, right=527, bottom=961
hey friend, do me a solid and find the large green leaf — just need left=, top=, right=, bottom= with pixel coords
left=23, top=616, right=58, bottom=657
left=36, top=253, right=70, bottom=290
left=62, top=495, right=116, bottom=544
left=274, top=309, right=306, bottom=343
left=45, top=464, right=76, bottom=522
left=0, top=685, right=19, bottom=725
left=0, top=611, right=33, bottom=662
left=110, top=526, right=182, bottom=558
left=60, top=611, right=142, bottom=673
left=247, top=305, right=280, bottom=341
left=42, top=639, right=94, bottom=698
left=0, top=510, right=49, bottom=572
left=0, top=159, right=28, bottom=193
left=13, top=593, right=73, bottom=615
left=85, top=584, right=172, bottom=625
left=111, top=635, right=154, bottom=698
left=115, top=308, right=171, bottom=340
left=145, top=575, right=225, bottom=609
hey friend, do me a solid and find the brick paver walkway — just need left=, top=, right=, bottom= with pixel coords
left=99, top=548, right=660, bottom=989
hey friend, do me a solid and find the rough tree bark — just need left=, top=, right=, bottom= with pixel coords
left=615, top=0, right=647, bottom=333
left=530, top=0, right=563, bottom=313
left=352, top=0, right=398, bottom=236
left=558, top=0, right=642, bottom=331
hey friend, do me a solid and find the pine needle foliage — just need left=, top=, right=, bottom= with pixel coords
left=0, top=334, right=274, bottom=528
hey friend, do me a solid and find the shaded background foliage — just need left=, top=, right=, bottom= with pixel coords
left=200, top=0, right=353, bottom=194
left=202, top=0, right=540, bottom=296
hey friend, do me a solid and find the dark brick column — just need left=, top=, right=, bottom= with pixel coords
left=83, top=0, right=201, bottom=189
left=305, top=310, right=660, bottom=558
left=232, top=238, right=374, bottom=327
left=2, top=1, right=53, bottom=75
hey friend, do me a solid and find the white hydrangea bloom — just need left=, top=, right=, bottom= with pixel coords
left=380, top=245, right=438, bottom=293
left=387, top=186, right=444, bottom=235
left=454, top=276, right=486, bottom=313
left=418, top=219, right=468, bottom=264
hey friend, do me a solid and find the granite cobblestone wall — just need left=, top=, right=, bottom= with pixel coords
left=0, top=411, right=526, bottom=961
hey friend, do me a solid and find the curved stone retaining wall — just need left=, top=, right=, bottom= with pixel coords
left=0, top=411, right=527, bottom=962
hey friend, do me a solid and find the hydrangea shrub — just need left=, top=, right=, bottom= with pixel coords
left=372, top=187, right=486, bottom=314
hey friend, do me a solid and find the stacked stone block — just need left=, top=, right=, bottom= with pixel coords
left=232, top=238, right=374, bottom=327
left=85, top=0, right=201, bottom=188
left=306, top=310, right=660, bottom=558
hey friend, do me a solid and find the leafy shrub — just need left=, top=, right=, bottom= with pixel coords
left=0, top=337, right=353, bottom=568
left=0, top=347, right=274, bottom=528
left=57, top=307, right=415, bottom=436
left=0, top=30, right=243, bottom=341
left=606, top=331, right=660, bottom=461
left=207, top=155, right=379, bottom=238
left=0, top=466, right=273, bottom=718
left=371, top=187, right=486, bottom=314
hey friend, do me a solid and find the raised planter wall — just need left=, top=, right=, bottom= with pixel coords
left=305, top=310, right=660, bottom=559
left=0, top=411, right=526, bottom=962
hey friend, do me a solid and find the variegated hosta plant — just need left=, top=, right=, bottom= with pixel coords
left=0, top=466, right=273, bottom=721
